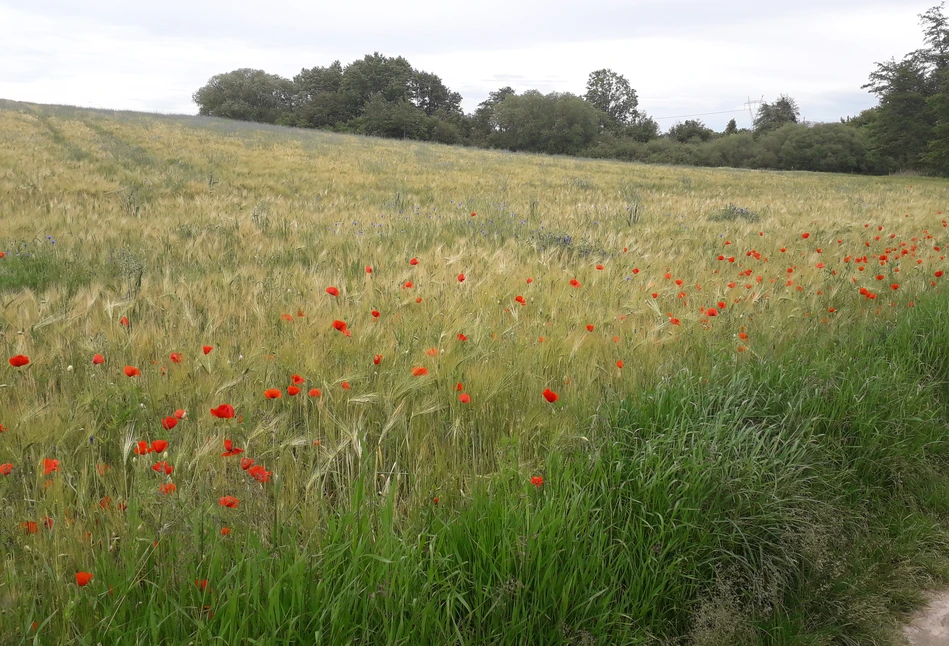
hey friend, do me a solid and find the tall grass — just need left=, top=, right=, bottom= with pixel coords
left=0, top=100, right=948, bottom=643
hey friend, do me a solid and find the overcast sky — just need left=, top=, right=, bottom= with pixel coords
left=0, top=0, right=936, bottom=131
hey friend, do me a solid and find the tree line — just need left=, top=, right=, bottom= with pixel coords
left=193, top=4, right=949, bottom=176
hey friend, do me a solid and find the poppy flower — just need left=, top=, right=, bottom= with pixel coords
left=9, top=354, right=30, bottom=368
left=152, top=461, right=174, bottom=475
left=412, top=367, right=429, bottom=377
left=371, top=309, right=381, bottom=318
left=326, top=286, right=339, bottom=297
left=287, top=386, right=301, bottom=396
left=542, top=388, right=558, bottom=403
left=515, top=295, right=526, bottom=305
left=332, top=320, right=351, bottom=337
left=458, top=393, right=471, bottom=404
left=531, top=476, right=544, bottom=488
left=670, top=317, right=680, bottom=326
left=425, top=347, right=438, bottom=357
left=596, top=264, right=604, bottom=270
left=526, top=277, right=533, bottom=284
left=151, top=440, right=168, bottom=453
left=195, top=579, right=208, bottom=591
left=248, top=465, right=271, bottom=482
left=373, top=354, right=382, bottom=365
left=210, top=404, right=235, bottom=419
left=365, top=265, right=372, bottom=273
left=120, top=316, right=129, bottom=327
left=240, top=457, right=255, bottom=470
left=410, top=258, right=419, bottom=266
left=75, top=572, right=94, bottom=587
left=457, top=333, right=468, bottom=341
left=586, top=324, right=594, bottom=332
left=174, top=409, right=186, bottom=419
left=936, top=270, right=944, bottom=278
left=891, top=283, right=899, bottom=290
left=123, top=365, right=140, bottom=377
left=569, top=279, right=581, bottom=288
left=458, top=273, right=466, bottom=282
left=0, top=463, right=13, bottom=475
left=221, top=439, right=244, bottom=457
left=706, top=308, right=718, bottom=317
left=170, top=352, right=184, bottom=365
left=309, top=388, right=322, bottom=397
left=99, top=496, right=112, bottom=509
left=218, top=495, right=239, bottom=508
left=21, top=521, right=38, bottom=534
left=455, top=382, right=464, bottom=391
left=92, top=353, right=105, bottom=365
left=134, top=441, right=152, bottom=455
left=403, top=281, right=414, bottom=289
left=43, top=458, right=59, bottom=475
left=287, top=374, right=304, bottom=386
left=159, top=482, right=177, bottom=495
left=281, top=313, right=293, bottom=321
left=201, top=345, right=213, bottom=355
left=415, top=297, right=423, bottom=303
left=0, top=424, right=5, bottom=433
left=161, top=416, right=178, bottom=430
left=341, top=381, right=351, bottom=390
left=264, top=388, right=282, bottom=399
left=220, top=527, right=231, bottom=536
left=801, top=232, right=810, bottom=239
left=616, top=360, right=624, bottom=369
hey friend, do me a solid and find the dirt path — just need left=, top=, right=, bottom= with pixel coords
left=905, top=592, right=949, bottom=645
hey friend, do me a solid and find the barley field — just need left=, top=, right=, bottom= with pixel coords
left=3, top=100, right=949, bottom=644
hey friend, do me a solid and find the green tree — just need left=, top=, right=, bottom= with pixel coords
left=864, top=55, right=936, bottom=169
left=492, top=91, right=602, bottom=154
left=339, top=53, right=416, bottom=121
left=293, top=62, right=346, bottom=128
left=584, top=69, right=639, bottom=127
left=924, top=67, right=949, bottom=173
left=469, top=87, right=517, bottom=145
left=753, top=95, right=800, bottom=134
left=409, top=71, right=462, bottom=117
left=667, top=119, right=715, bottom=143
left=723, top=119, right=739, bottom=135
left=193, top=68, right=295, bottom=123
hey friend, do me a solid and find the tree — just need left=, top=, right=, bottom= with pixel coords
left=864, top=55, right=936, bottom=169
left=723, top=119, right=739, bottom=135
left=917, top=2, right=949, bottom=72
left=469, top=87, right=517, bottom=145
left=409, top=71, right=462, bottom=117
left=193, top=68, right=295, bottom=123
left=491, top=91, right=602, bottom=154
left=753, top=95, right=800, bottom=134
left=667, top=119, right=715, bottom=143
left=924, top=67, right=949, bottom=173
left=339, top=53, right=416, bottom=121
left=293, top=62, right=346, bottom=128
left=584, top=69, right=639, bottom=127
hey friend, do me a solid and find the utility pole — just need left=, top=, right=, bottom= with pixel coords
left=744, top=96, right=763, bottom=127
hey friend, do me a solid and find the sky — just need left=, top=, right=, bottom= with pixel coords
left=0, top=0, right=936, bottom=131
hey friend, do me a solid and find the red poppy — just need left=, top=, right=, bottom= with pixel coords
left=75, top=572, right=94, bottom=587
left=203, top=345, right=213, bottom=355
left=706, top=308, right=718, bottom=317
left=616, top=360, right=624, bottom=369
left=248, top=465, right=271, bottom=482
left=416, top=297, right=423, bottom=303
left=458, top=393, right=471, bottom=404
left=161, top=416, right=178, bottom=431
left=264, top=388, right=282, bottom=399
left=425, top=347, right=438, bottom=357
left=210, top=404, right=235, bottom=419
left=526, top=277, right=533, bottom=284
left=221, top=439, right=244, bottom=457
left=218, top=495, right=239, bottom=508
left=159, top=482, right=177, bottom=495
left=371, top=309, right=381, bottom=318
left=891, top=283, right=899, bottom=290
left=936, top=270, right=944, bottom=278
left=309, top=388, right=322, bottom=397
left=43, top=458, right=59, bottom=475
left=458, top=273, right=466, bottom=282
left=373, top=354, right=382, bottom=365
left=92, top=353, right=105, bottom=365
left=531, top=476, right=544, bottom=487
left=717, top=301, right=726, bottom=309
left=801, top=232, right=810, bottom=239
left=134, top=441, right=152, bottom=455
left=281, top=313, right=293, bottom=321
left=457, top=333, right=468, bottom=341
left=403, top=281, right=414, bottom=289
left=412, top=367, right=429, bottom=377
left=341, top=381, right=351, bottom=390
left=240, top=457, right=255, bottom=470
left=410, top=258, right=419, bottom=266
left=99, top=496, right=112, bottom=509
left=21, top=521, right=38, bottom=534
left=174, top=409, right=186, bottom=419
left=326, top=286, right=339, bottom=297
left=366, top=265, right=373, bottom=274
left=120, top=316, right=129, bottom=327
left=287, top=385, right=301, bottom=396
left=569, top=279, right=581, bottom=288
left=195, top=579, right=208, bottom=591
left=151, top=440, right=168, bottom=453
left=220, top=527, right=231, bottom=536
left=586, top=324, right=594, bottom=332
left=596, top=264, right=604, bottom=270
left=9, top=354, right=30, bottom=368
left=0, top=463, right=12, bottom=475
left=332, top=320, right=351, bottom=337
left=152, top=461, right=174, bottom=475
left=289, top=374, right=304, bottom=385
left=542, top=388, right=558, bottom=403
left=515, top=295, right=526, bottom=305
left=169, top=352, right=182, bottom=364
left=123, top=365, right=140, bottom=377
left=455, top=382, right=465, bottom=391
